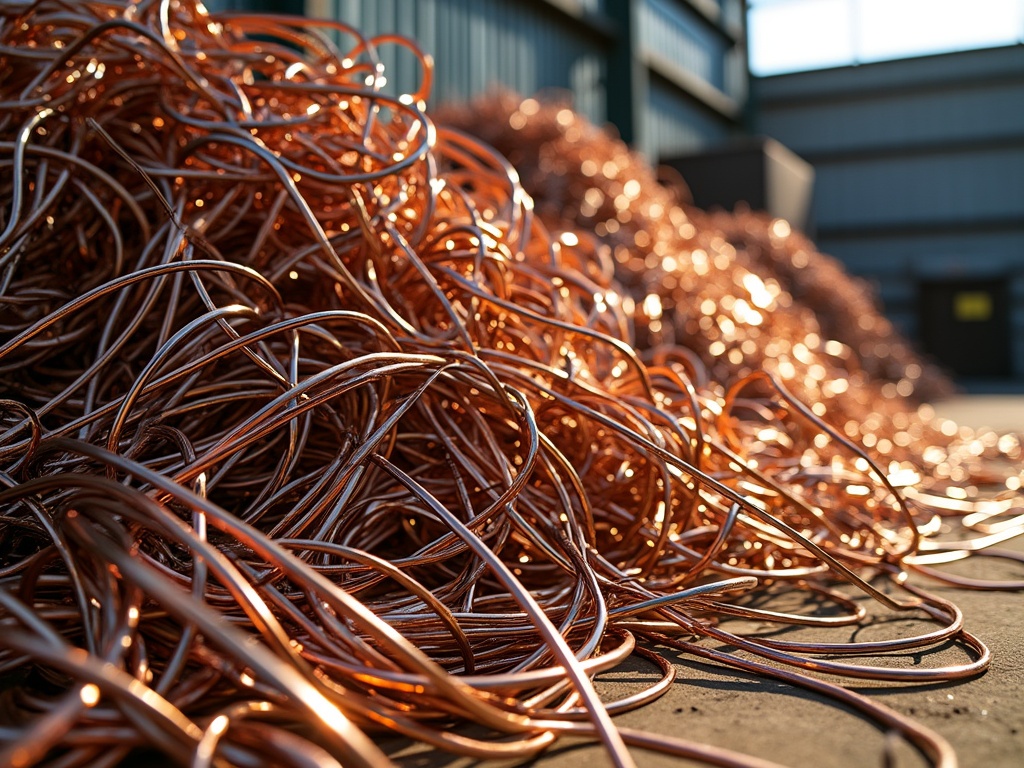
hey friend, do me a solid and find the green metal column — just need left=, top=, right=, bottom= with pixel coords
left=605, top=0, right=646, bottom=148
left=264, top=0, right=305, bottom=13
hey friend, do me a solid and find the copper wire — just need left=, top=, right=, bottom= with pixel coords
left=0, top=2, right=1022, bottom=767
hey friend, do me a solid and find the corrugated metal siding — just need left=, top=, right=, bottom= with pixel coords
left=633, top=0, right=744, bottom=160
left=207, top=0, right=747, bottom=162
left=306, top=0, right=608, bottom=125
left=644, top=74, right=730, bottom=157
left=723, top=36, right=748, bottom=107
left=827, top=232, right=1024, bottom=280
left=205, top=0, right=275, bottom=10
left=639, top=0, right=726, bottom=91
left=721, top=0, right=745, bottom=31
left=827, top=231, right=1024, bottom=338
left=758, top=81, right=1024, bottom=155
left=756, top=45, right=1024, bottom=102
left=814, top=149, right=1024, bottom=230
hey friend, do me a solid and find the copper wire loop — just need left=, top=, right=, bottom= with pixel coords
left=0, top=2, right=1022, bottom=767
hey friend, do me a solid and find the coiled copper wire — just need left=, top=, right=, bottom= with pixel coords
left=0, top=2, right=1021, bottom=767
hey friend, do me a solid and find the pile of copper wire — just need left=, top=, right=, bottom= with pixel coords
left=438, top=89, right=1014, bottom=500
left=438, top=90, right=957, bottom=407
left=0, top=2, right=1021, bottom=767
left=699, top=206, right=956, bottom=402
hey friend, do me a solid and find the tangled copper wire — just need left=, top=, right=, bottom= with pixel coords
left=438, top=89, right=1019, bottom=519
left=438, top=90, right=958, bottom=410
left=0, top=2, right=1021, bottom=767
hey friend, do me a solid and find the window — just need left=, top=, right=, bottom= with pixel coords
left=748, top=0, right=1024, bottom=76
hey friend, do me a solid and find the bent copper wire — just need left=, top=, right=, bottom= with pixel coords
left=652, top=632, right=958, bottom=768
left=905, top=550, right=1024, bottom=591
left=64, top=515, right=392, bottom=768
left=689, top=615, right=990, bottom=683
left=2, top=472, right=390, bottom=764
left=32, top=440, right=611, bottom=737
left=368, top=453, right=635, bottom=768
left=2, top=2, right=1024, bottom=767
left=479, top=356, right=927, bottom=609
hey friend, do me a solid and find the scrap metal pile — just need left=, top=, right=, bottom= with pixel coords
left=0, top=2, right=1020, bottom=767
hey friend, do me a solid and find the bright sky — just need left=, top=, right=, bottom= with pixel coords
left=748, top=0, right=1024, bottom=76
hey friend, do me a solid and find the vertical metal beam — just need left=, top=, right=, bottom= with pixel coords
left=259, top=0, right=305, bottom=13
left=605, top=0, right=646, bottom=148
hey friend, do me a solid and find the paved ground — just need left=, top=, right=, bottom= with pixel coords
left=930, top=395, right=1024, bottom=433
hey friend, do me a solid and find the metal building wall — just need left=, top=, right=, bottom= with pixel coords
left=304, top=0, right=611, bottom=126
left=754, top=45, right=1024, bottom=386
left=636, top=0, right=747, bottom=158
left=207, top=0, right=748, bottom=162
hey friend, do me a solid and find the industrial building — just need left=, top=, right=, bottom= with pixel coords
left=210, top=0, right=750, bottom=161
left=755, top=44, right=1024, bottom=386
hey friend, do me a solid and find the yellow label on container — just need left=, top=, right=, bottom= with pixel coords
left=954, top=291, right=992, bottom=322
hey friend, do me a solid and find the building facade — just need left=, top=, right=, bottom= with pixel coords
left=209, top=0, right=750, bottom=161
left=755, top=45, right=1024, bottom=387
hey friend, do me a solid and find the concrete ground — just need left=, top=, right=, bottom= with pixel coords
left=930, top=395, right=1024, bottom=433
